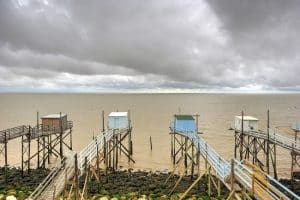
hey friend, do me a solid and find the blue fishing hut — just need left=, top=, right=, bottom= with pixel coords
left=108, top=112, right=129, bottom=130
left=170, top=115, right=197, bottom=134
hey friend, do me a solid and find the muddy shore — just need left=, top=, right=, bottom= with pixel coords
left=0, top=167, right=300, bottom=199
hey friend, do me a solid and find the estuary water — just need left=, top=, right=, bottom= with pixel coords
left=0, top=93, right=299, bottom=178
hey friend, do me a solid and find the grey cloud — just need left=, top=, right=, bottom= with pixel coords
left=0, top=0, right=300, bottom=91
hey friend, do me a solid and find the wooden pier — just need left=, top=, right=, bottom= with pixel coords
left=28, top=110, right=134, bottom=200
left=170, top=114, right=299, bottom=200
left=234, top=110, right=300, bottom=182
left=0, top=112, right=73, bottom=180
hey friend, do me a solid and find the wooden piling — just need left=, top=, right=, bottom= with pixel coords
left=266, top=110, right=270, bottom=174
left=96, top=137, right=100, bottom=180
left=102, top=110, right=105, bottom=132
left=239, top=111, right=244, bottom=161
left=171, top=134, right=173, bottom=157
left=115, top=134, right=119, bottom=169
left=231, top=159, right=235, bottom=192
left=150, top=136, right=153, bottom=151
left=74, top=154, right=79, bottom=200
left=191, top=139, right=194, bottom=180
left=60, top=112, right=63, bottom=159
left=208, top=166, right=211, bottom=197
left=184, top=137, right=188, bottom=174
left=4, top=131, right=7, bottom=183
left=21, top=135, right=24, bottom=177
left=37, top=112, right=40, bottom=168
left=28, top=127, right=31, bottom=174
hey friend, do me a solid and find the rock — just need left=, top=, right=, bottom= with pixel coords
left=6, top=190, right=16, bottom=196
left=6, top=196, right=17, bottom=200
left=100, top=189, right=109, bottom=195
left=0, top=194, right=5, bottom=200
left=128, top=192, right=138, bottom=198
left=99, top=197, right=109, bottom=200
left=138, top=195, right=147, bottom=200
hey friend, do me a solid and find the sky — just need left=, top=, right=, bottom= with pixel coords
left=0, top=0, right=300, bottom=93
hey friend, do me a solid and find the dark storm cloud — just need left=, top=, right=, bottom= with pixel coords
left=0, top=0, right=299, bottom=91
left=207, top=0, right=300, bottom=88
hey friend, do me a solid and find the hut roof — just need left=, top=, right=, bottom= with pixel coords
left=175, top=115, right=194, bottom=120
left=109, top=112, right=128, bottom=117
left=41, top=114, right=67, bottom=119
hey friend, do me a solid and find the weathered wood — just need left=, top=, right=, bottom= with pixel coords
left=150, top=136, right=152, bottom=151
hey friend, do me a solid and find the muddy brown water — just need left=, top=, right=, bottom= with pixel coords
left=0, top=93, right=299, bottom=178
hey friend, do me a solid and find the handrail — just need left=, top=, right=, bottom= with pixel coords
left=171, top=124, right=300, bottom=200
left=28, top=127, right=129, bottom=200
left=240, top=129, right=300, bottom=153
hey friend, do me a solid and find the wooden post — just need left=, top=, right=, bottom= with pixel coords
left=37, top=112, right=40, bottom=168
left=234, top=131, right=237, bottom=159
left=171, top=134, right=173, bottom=157
left=150, top=136, right=153, bottom=151
left=37, top=136, right=40, bottom=168
left=208, top=166, right=211, bottom=197
left=240, top=111, right=244, bottom=161
left=274, top=142, right=278, bottom=179
left=28, top=127, right=31, bottom=174
left=70, top=128, right=73, bottom=150
left=119, top=133, right=122, bottom=155
left=104, top=136, right=108, bottom=183
left=172, top=134, right=175, bottom=165
left=291, top=143, right=295, bottom=180
left=191, top=140, right=194, bottom=180
left=74, top=154, right=79, bottom=200
left=205, top=143, right=208, bottom=169
left=196, top=114, right=199, bottom=133
left=197, top=143, right=200, bottom=177
left=115, top=134, right=119, bottom=169
left=21, top=135, right=24, bottom=177
left=217, top=179, right=221, bottom=197
left=84, top=156, right=88, bottom=176
left=184, top=137, right=188, bottom=174
left=48, top=135, right=51, bottom=164
left=102, top=110, right=105, bottom=132
left=60, top=112, right=63, bottom=159
left=231, top=159, right=235, bottom=192
left=266, top=110, right=270, bottom=174
left=4, top=131, right=8, bottom=183
left=253, top=138, right=257, bottom=165
left=96, top=138, right=100, bottom=179
left=112, top=131, right=115, bottom=171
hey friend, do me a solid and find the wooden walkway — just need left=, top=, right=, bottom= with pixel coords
left=0, top=122, right=73, bottom=143
left=28, top=128, right=129, bottom=200
left=171, top=128, right=299, bottom=200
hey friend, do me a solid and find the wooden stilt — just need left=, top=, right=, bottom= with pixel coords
left=4, top=132, right=8, bottom=183
left=28, top=127, right=31, bottom=174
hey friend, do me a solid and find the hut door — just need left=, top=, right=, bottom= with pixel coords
left=114, top=117, right=119, bottom=129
